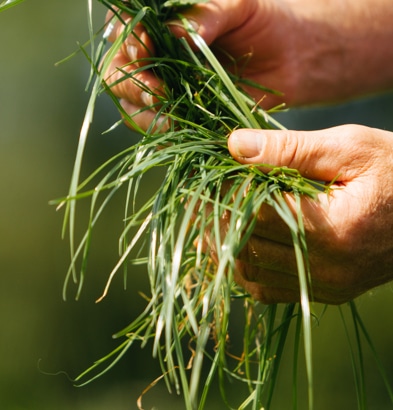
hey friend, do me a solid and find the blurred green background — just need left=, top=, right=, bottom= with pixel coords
left=1, top=1, right=392, bottom=409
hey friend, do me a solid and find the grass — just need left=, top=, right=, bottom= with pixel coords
left=0, top=0, right=24, bottom=12
left=51, top=0, right=393, bottom=409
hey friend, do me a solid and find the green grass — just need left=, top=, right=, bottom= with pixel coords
left=0, top=0, right=24, bottom=12
left=51, top=1, right=393, bottom=409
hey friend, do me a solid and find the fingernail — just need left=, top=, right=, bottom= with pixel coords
left=167, top=18, right=199, bottom=34
left=127, top=45, right=138, bottom=61
left=187, top=19, right=200, bottom=33
left=141, top=91, right=153, bottom=106
left=230, top=130, right=263, bottom=159
left=155, top=115, right=170, bottom=132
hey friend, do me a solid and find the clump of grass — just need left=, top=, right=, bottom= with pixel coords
left=53, top=0, right=393, bottom=409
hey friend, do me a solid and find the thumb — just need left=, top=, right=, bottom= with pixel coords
left=228, top=125, right=368, bottom=182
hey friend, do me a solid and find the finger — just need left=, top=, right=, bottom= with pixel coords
left=238, top=234, right=298, bottom=278
left=106, top=10, right=154, bottom=51
left=234, top=279, right=302, bottom=305
left=167, top=0, right=259, bottom=47
left=106, top=1, right=258, bottom=53
left=228, top=124, right=376, bottom=182
left=120, top=99, right=170, bottom=132
left=253, top=191, right=340, bottom=247
left=107, top=10, right=131, bottom=43
left=104, top=51, right=164, bottom=106
left=235, top=279, right=353, bottom=305
left=120, top=21, right=156, bottom=64
left=234, top=255, right=344, bottom=305
left=252, top=199, right=294, bottom=244
left=107, top=11, right=156, bottom=64
left=237, top=231, right=365, bottom=304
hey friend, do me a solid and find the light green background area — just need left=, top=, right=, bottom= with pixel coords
left=1, top=1, right=393, bottom=409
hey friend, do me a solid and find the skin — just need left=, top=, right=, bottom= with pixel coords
left=228, top=125, right=393, bottom=304
left=104, top=0, right=393, bottom=304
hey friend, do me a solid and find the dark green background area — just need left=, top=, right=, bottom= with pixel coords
left=0, top=1, right=392, bottom=409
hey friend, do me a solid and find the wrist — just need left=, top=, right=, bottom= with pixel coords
left=287, top=0, right=393, bottom=106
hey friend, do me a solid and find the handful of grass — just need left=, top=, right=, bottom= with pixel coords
left=55, top=0, right=393, bottom=409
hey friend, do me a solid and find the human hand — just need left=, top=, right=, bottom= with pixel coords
left=104, top=0, right=393, bottom=131
left=222, top=124, right=393, bottom=304
left=104, top=0, right=296, bottom=131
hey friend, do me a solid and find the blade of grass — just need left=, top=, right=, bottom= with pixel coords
left=0, top=0, right=24, bottom=12
left=349, top=301, right=393, bottom=404
left=339, top=305, right=367, bottom=410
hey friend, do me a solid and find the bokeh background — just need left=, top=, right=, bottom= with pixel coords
left=1, top=1, right=393, bottom=409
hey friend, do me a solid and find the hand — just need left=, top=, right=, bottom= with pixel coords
left=104, top=0, right=393, bottom=131
left=221, top=124, right=393, bottom=304
left=104, top=0, right=297, bottom=131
